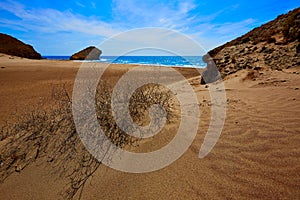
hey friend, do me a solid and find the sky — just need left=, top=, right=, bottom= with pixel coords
left=0, top=0, right=299, bottom=56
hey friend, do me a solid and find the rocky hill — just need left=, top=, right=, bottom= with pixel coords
left=0, top=33, right=42, bottom=59
left=201, top=7, right=300, bottom=83
left=70, top=46, right=102, bottom=60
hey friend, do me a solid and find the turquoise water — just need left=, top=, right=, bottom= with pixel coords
left=43, top=56, right=206, bottom=68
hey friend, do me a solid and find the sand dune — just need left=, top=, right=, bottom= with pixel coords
left=0, top=55, right=299, bottom=199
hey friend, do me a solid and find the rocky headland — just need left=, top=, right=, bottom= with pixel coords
left=201, top=7, right=300, bottom=84
left=0, top=33, right=42, bottom=59
left=70, top=46, right=102, bottom=60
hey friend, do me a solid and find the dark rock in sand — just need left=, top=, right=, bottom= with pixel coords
left=70, top=46, right=102, bottom=60
left=200, top=56, right=221, bottom=84
left=0, top=33, right=42, bottom=59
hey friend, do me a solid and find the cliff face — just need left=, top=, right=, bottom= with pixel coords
left=70, top=46, right=102, bottom=60
left=201, top=8, right=300, bottom=83
left=0, top=33, right=42, bottom=59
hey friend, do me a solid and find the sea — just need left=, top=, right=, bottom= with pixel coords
left=43, top=56, right=206, bottom=68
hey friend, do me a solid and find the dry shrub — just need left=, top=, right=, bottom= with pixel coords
left=129, top=83, right=178, bottom=124
left=0, top=83, right=99, bottom=199
left=0, top=80, right=177, bottom=199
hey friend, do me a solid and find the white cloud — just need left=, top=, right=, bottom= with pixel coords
left=110, top=0, right=256, bottom=51
left=91, top=1, right=96, bottom=9
left=214, top=19, right=255, bottom=36
left=75, top=1, right=86, bottom=8
left=111, top=0, right=198, bottom=30
left=0, top=0, right=121, bottom=37
left=190, top=18, right=256, bottom=49
left=99, top=28, right=206, bottom=56
left=0, top=0, right=257, bottom=54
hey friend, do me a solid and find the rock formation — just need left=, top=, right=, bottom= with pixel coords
left=0, top=33, right=42, bottom=59
left=70, top=46, right=102, bottom=60
left=201, top=7, right=300, bottom=84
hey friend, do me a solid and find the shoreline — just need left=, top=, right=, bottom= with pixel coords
left=42, top=55, right=207, bottom=68
left=0, top=53, right=202, bottom=123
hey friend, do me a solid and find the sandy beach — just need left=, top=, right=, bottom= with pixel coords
left=0, top=54, right=299, bottom=199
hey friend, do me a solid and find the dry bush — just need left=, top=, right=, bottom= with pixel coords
left=95, top=81, right=136, bottom=148
left=0, top=83, right=100, bottom=199
left=0, top=80, right=177, bottom=199
left=0, top=81, right=129, bottom=199
left=129, top=83, right=178, bottom=125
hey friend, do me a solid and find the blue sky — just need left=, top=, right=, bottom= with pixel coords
left=0, top=0, right=299, bottom=55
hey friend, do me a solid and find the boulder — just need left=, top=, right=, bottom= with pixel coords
left=70, top=46, right=102, bottom=60
left=200, top=56, right=221, bottom=84
left=0, top=33, right=42, bottom=59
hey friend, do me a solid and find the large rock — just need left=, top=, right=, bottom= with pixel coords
left=200, top=55, right=221, bottom=84
left=201, top=7, right=300, bottom=84
left=0, top=33, right=42, bottom=59
left=70, top=46, right=102, bottom=60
